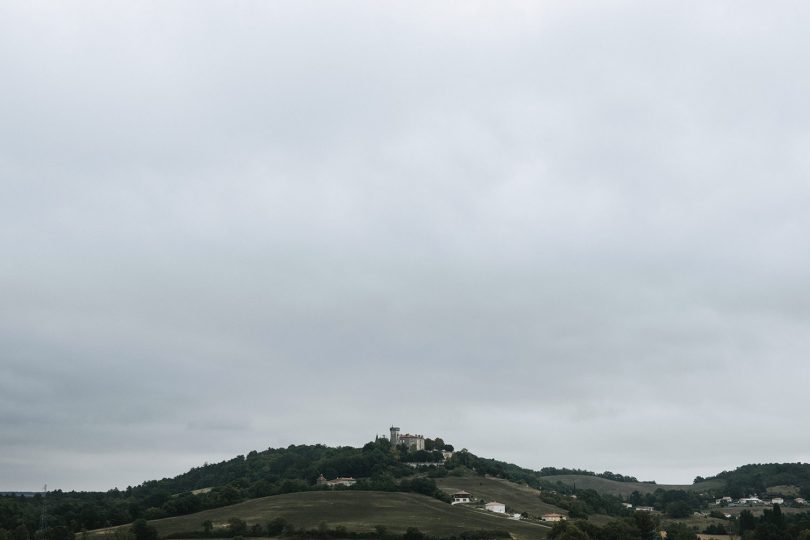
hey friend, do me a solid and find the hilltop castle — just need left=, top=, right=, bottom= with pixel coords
left=389, top=425, right=425, bottom=451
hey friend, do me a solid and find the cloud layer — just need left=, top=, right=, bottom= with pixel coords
left=2, top=1, right=810, bottom=490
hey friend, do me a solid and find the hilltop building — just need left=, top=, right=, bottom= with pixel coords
left=389, top=426, right=425, bottom=451
left=452, top=491, right=472, bottom=504
left=316, top=474, right=356, bottom=487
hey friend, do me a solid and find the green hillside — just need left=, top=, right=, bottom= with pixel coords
left=703, top=463, right=810, bottom=498
left=539, top=475, right=723, bottom=496
left=88, top=492, right=551, bottom=540
left=434, top=474, right=566, bottom=518
left=6, top=433, right=810, bottom=540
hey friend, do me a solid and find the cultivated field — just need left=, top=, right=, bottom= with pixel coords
left=539, top=475, right=723, bottom=496
left=435, top=475, right=567, bottom=518
left=88, top=491, right=551, bottom=540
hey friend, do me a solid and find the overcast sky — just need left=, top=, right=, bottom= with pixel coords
left=2, top=1, right=810, bottom=492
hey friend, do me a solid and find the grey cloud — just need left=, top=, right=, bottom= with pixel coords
left=2, top=1, right=810, bottom=490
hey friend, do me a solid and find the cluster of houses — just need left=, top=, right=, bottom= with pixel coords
left=451, top=490, right=565, bottom=522
left=713, top=495, right=807, bottom=507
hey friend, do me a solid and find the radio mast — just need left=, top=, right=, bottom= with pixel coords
left=39, top=484, right=47, bottom=535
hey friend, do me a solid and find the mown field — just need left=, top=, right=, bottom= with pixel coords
left=88, top=492, right=551, bottom=540
left=434, top=475, right=566, bottom=518
left=540, top=475, right=724, bottom=496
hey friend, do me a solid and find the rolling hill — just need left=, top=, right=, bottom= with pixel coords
left=87, top=491, right=552, bottom=540
left=539, top=475, right=724, bottom=496
left=434, top=473, right=567, bottom=518
left=7, top=437, right=810, bottom=540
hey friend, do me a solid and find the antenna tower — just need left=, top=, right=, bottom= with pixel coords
left=39, top=484, right=47, bottom=534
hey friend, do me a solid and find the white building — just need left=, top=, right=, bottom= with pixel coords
left=452, top=491, right=472, bottom=504
left=485, top=501, right=506, bottom=513
left=399, top=434, right=426, bottom=450
left=796, top=498, right=807, bottom=505
left=316, top=474, right=356, bottom=487
left=771, top=498, right=784, bottom=505
left=389, top=426, right=426, bottom=450
left=542, top=513, right=566, bottom=522
left=635, top=506, right=655, bottom=512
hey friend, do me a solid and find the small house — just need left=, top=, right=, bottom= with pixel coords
left=452, top=491, right=472, bottom=504
left=485, top=501, right=506, bottom=513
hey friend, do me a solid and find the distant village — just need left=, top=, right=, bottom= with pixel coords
left=713, top=495, right=806, bottom=507
left=704, top=494, right=808, bottom=519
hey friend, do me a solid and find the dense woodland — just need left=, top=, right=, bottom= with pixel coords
left=0, top=440, right=444, bottom=539
left=2, top=440, right=810, bottom=540
left=700, top=463, right=810, bottom=498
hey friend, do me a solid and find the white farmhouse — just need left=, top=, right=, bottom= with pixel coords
left=452, top=491, right=472, bottom=504
left=485, top=501, right=506, bottom=513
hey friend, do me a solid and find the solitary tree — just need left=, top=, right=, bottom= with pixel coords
left=130, top=520, right=157, bottom=540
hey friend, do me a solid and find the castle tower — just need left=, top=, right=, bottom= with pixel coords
left=389, top=426, right=400, bottom=445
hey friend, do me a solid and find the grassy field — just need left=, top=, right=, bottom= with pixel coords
left=88, top=492, right=551, bottom=540
left=434, top=475, right=566, bottom=518
left=766, top=484, right=801, bottom=496
left=539, top=475, right=724, bottom=496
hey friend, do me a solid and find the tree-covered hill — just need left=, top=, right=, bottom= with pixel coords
left=3, top=436, right=810, bottom=540
left=699, top=463, right=810, bottom=497
left=0, top=439, right=444, bottom=539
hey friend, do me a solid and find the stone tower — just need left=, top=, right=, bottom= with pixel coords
left=389, top=426, right=400, bottom=445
